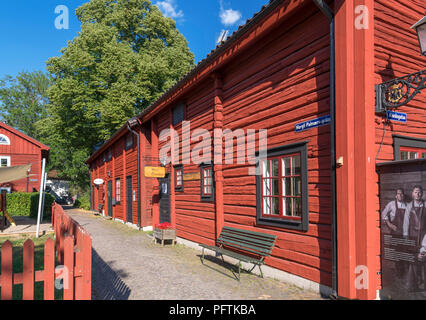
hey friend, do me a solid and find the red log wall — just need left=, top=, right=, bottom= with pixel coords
left=90, top=128, right=142, bottom=226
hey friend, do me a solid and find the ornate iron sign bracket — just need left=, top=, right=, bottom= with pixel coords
left=375, top=69, right=426, bottom=113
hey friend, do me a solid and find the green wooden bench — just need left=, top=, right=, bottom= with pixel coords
left=199, top=226, right=277, bottom=281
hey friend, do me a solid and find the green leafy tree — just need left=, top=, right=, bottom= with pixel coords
left=0, top=71, right=51, bottom=140
left=39, top=0, right=194, bottom=190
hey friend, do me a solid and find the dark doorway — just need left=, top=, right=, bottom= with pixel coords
left=126, top=176, right=133, bottom=224
left=107, top=180, right=113, bottom=217
left=159, top=174, right=171, bottom=224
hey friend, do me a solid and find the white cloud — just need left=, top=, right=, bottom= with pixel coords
left=220, top=8, right=242, bottom=26
left=219, top=1, right=242, bottom=26
left=156, top=0, right=184, bottom=19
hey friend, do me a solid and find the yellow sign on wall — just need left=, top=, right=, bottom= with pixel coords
left=183, top=172, right=201, bottom=181
left=145, top=167, right=166, bottom=178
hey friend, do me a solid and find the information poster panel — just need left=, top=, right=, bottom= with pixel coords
left=378, top=160, right=426, bottom=300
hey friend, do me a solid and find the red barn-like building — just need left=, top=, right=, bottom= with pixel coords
left=0, top=121, right=50, bottom=192
left=87, top=0, right=426, bottom=300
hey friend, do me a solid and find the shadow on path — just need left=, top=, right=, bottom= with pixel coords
left=92, top=248, right=132, bottom=300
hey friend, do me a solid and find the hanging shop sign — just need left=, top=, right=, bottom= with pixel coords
left=183, top=172, right=201, bottom=181
left=145, top=167, right=166, bottom=178
left=375, top=69, right=426, bottom=113
left=386, top=110, right=407, bottom=123
left=295, top=115, right=331, bottom=133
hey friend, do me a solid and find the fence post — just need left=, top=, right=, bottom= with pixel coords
left=1, top=241, right=13, bottom=300
left=44, top=238, right=55, bottom=300
left=63, top=236, right=74, bottom=300
left=51, top=204, right=92, bottom=301
left=82, top=234, right=92, bottom=300
left=23, top=239, right=34, bottom=300
left=58, top=214, right=64, bottom=265
left=74, top=230, right=83, bottom=299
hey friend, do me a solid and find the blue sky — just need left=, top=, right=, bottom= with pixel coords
left=0, top=0, right=267, bottom=78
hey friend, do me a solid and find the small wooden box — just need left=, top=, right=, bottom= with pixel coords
left=153, top=228, right=176, bottom=246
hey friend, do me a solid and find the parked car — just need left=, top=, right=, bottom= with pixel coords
left=46, top=187, right=73, bottom=205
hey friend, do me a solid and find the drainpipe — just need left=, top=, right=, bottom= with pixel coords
left=312, top=0, right=338, bottom=299
left=127, top=117, right=141, bottom=228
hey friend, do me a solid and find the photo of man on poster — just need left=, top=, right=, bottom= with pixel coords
left=381, top=188, right=408, bottom=280
left=403, top=186, right=426, bottom=292
left=382, top=188, right=407, bottom=235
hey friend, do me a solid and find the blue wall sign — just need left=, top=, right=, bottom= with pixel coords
left=386, top=111, right=407, bottom=123
left=295, top=115, right=331, bottom=133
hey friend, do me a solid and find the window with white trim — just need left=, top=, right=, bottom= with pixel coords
left=394, top=135, right=426, bottom=161
left=0, top=156, right=11, bottom=167
left=400, top=147, right=426, bottom=160
left=0, top=135, right=10, bottom=145
left=115, top=178, right=121, bottom=204
left=200, top=163, right=214, bottom=201
left=174, top=165, right=184, bottom=192
left=256, top=142, right=309, bottom=231
left=261, top=154, right=302, bottom=219
left=0, top=187, right=11, bottom=193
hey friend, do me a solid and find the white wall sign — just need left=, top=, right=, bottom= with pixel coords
left=94, top=179, right=104, bottom=185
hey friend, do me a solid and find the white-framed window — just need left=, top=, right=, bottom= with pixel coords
left=174, top=165, right=183, bottom=192
left=256, top=142, right=309, bottom=232
left=0, top=156, right=11, bottom=167
left=115, top=178, right=121, bottom=203
left=0, top=187, right=11, bottom=193
left=200, top=164, right=214, bottom=201
left=0, top=134, right=10, bottom=145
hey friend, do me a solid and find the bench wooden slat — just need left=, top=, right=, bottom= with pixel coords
left=222, top=226, right=277, bottom=240
left=200, top=226, right=277, bottom=281
left=218, top=238, right=272, bottom=256
left=218, top=236, right=273, bottom=255
left=219, top=230, right=275, bottom=248
left=199, top=244, right=263, bottom=264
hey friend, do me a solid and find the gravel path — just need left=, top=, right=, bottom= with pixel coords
left=66, top=208, right=323, bottom=300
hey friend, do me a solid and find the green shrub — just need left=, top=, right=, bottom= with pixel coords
left=74, top=192, right=91, bottom=211
left=6, top=192, right=55, bottom=221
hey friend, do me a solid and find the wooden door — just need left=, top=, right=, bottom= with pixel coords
left=126, top=176, right=133, bottom=223
left=158, top=174, right=171, bottom=224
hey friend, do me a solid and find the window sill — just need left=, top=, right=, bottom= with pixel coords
left=201, top=196, right=214, bottom=202
left=257, top=216, right=307, bottom=231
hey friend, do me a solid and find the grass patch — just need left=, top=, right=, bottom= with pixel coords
left=0, top=235, right=63, bottom=300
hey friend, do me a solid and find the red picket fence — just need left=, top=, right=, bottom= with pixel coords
left=52, top=203, right=92, bottom=300
left=0, top=203, right=92, bottom=300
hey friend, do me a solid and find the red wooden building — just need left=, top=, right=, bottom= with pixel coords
left=0, top=121, right=50, bottom=192
left=87, top=0, right=426, bottom=299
